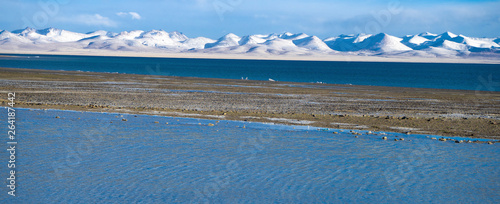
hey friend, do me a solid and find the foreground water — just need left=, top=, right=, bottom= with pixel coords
left=0, top=54, right=499, bottom=91
left=1, top=108, right=499, bottom=203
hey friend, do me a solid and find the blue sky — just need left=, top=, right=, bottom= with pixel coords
left=1, top=0, right=499, bottom=38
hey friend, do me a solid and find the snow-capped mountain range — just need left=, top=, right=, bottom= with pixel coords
left=1, top=27, right=499, bottom=59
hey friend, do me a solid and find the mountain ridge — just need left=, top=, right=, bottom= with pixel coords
left=1, top=27, right=499, bottom=59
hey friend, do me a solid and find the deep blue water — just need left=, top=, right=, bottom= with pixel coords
left=0, top=54, right=499, bottom=91
left=0, top=108, right=498, bottom=203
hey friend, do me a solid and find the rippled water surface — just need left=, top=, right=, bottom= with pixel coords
left=1, top=108, right=499, bottom=203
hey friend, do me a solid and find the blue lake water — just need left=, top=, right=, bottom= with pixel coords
left=1, top=108, right=499, bottom=203
left=0, top=54, right=499, bottom=91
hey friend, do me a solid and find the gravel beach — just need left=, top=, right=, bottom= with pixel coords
left=0, top=67, right=499, bottom=140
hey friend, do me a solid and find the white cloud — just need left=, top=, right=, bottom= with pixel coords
left=129, top=12, right=141, bottom=20
left=116, top=11, right=142, bottom=20
left=116, top=12, right=128, bottom=17
left=57, top=14, right=117, bottom=27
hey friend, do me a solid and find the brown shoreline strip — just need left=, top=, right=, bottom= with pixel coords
left=0, top=67, right=499, bottom=139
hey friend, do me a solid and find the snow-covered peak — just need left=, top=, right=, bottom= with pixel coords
left=222, top=33, right=240, bottom=40
left=419, top=32, right=437, bottom=37
left=323, top=36, right=338, bottom=42
left=115, top=30, right=145, bottom=40
left=141, top=30, right=169, bottom=37
left=36, top=27, right=58, bottom=35
left=438, top=40, right=468, bottom=51
left=239, top=35, right=267, bottom=45
left=182, top=37, right=215, bottom=49
left=325, top=34, right=359, bottom=51
left=278, top=32, right=294, bottom=38
left=417, top=32, right=439, bottom=41
left=168, top=31, right=188, bottom=42
left=0, top=30, right=32, bottom=43
left=454, top=35, right=500, bottom=48
left=353, top=34, right=372, bottom=43
left=280, top=33, right=309, bottom=40
left=260, top=33, right=280, bottom=41
left=263, top=38, right=299, bottom=52
left=0, top=30, right=15, bottom=39
left=137, top=30, right=186, bottom=48
left=12, top=27, right=37, bottom=35
left=9, top=27, right=87, bottom=42
left=357, top=33, right=412, bottom=52
left=440, top=31, right=458, bottom=40
left=204, top=33, right=241, bottom=48
left=293, top=36, right=331, bottom=51
left=41, top=28, right=88, bottom=42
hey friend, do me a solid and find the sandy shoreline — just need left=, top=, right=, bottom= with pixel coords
left=1, top=50, right=500, bottom=64
left=1, top=67, right=499, bottom=141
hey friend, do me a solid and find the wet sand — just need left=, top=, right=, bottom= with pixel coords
left=0, top=67, right=499, bottom=140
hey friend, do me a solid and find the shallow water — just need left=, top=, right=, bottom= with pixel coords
left=0, top=108, right=499, bottom=203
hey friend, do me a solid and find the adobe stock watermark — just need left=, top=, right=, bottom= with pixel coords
left=474, top=74, right=500, bottom=111
left=475, top=74, right=499, bottom=97
left=354, top=1, right=403, bottom=36
left=212, top=0, right=244, bottom=21
left=6, top=93, right=17, bottom=197
left=337, top=0, right=403, bottom=54
left=194, top=128, right=274, bottom=203
left=145, top=64, right=170, bottom=76
left=51, top=122, right=110, bottom=179
left=22, top=0, right=71, bottom=29
left=384, top=141, right=436, bottom=198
